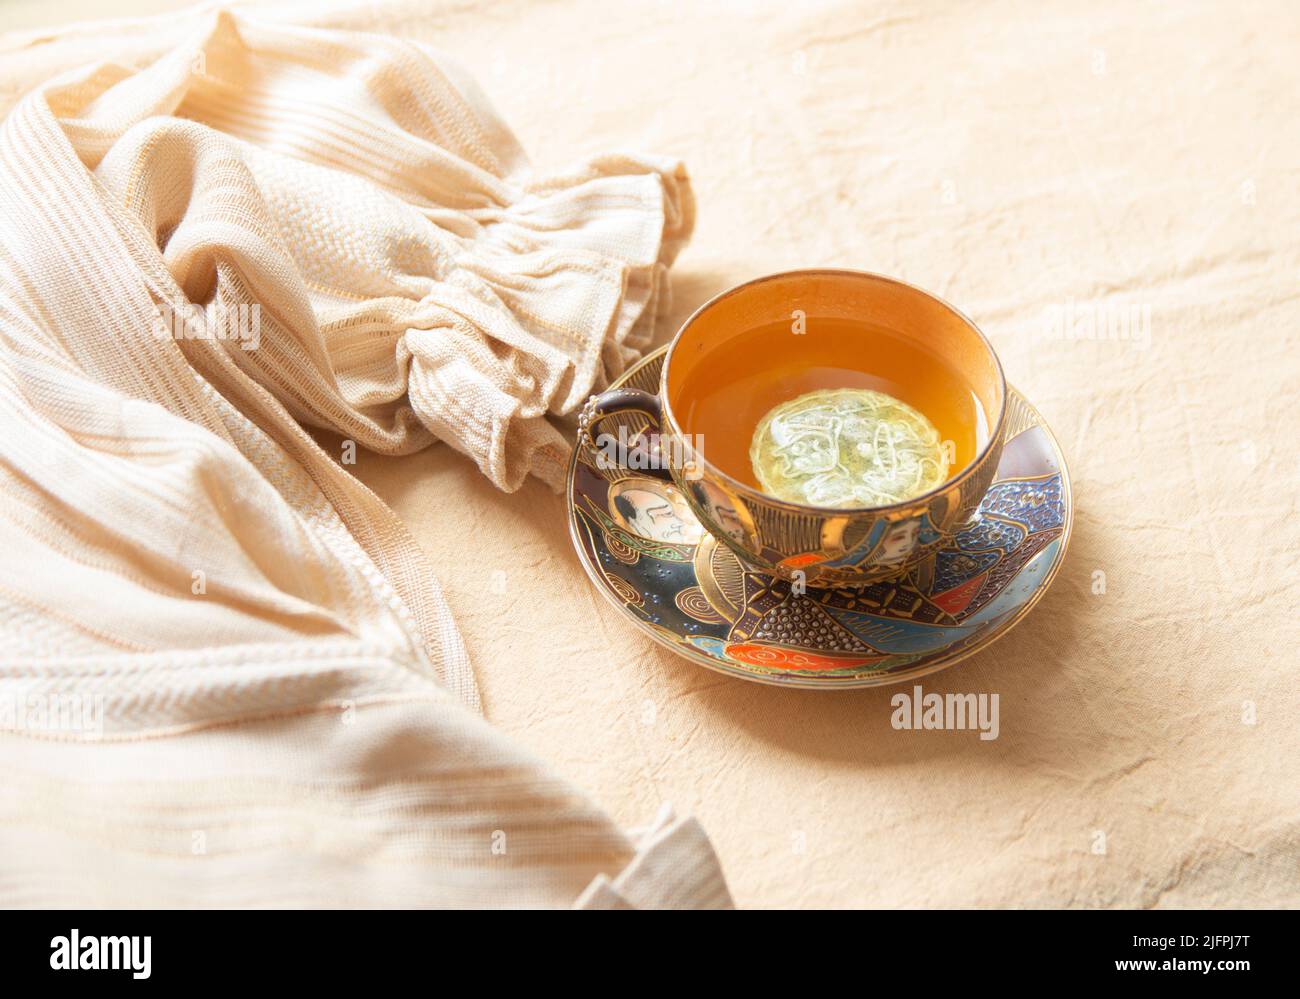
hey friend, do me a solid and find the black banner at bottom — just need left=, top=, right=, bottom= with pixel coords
left=0, top=909, right=1285, bottom=986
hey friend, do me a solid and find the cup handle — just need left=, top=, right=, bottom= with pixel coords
left=578, top=387, right=673, bottom=482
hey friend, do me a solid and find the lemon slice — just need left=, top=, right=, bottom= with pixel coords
left=749, top=388, right=950, bottom=508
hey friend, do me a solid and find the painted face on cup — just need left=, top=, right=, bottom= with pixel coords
left=876, top=519, right=922, bottom=565
left=609, top=480, right=703, bottom=545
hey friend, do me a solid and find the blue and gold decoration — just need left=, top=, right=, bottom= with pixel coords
left=568, top=348, right=1072, bottom=688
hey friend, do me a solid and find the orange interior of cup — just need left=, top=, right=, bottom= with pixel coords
left=663, top=270, right=1005, bottom=495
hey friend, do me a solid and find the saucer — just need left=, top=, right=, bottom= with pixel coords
left=567, top=347, right=1072, bottom=688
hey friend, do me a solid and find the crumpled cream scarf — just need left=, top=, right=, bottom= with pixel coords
left=0, top=7, right=729, bottom=907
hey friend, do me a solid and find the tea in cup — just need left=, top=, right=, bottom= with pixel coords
left=580, top=270, right=1007, bottom=586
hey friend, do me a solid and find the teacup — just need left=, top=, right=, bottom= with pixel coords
left=578, top=270, right=1007, bottom=586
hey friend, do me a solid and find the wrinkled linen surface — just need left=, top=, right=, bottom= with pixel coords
left=0, top=4, right=729, bottom=907
left=5, top=0, right=1299, bottom=909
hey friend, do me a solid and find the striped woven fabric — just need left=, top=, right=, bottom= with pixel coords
left=0, top=6, right=728, bottom=908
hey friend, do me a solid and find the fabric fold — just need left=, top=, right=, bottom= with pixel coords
left=0, top=5, right=727, bottom=909
left=574, top=803, right=735, bottom=910
left=35, top=7, right=695, bottom=490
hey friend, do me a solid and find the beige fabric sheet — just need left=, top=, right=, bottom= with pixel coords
left=0, top=3, right=726, bottom=908
left=5, top=0, right=1299, bottom=908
